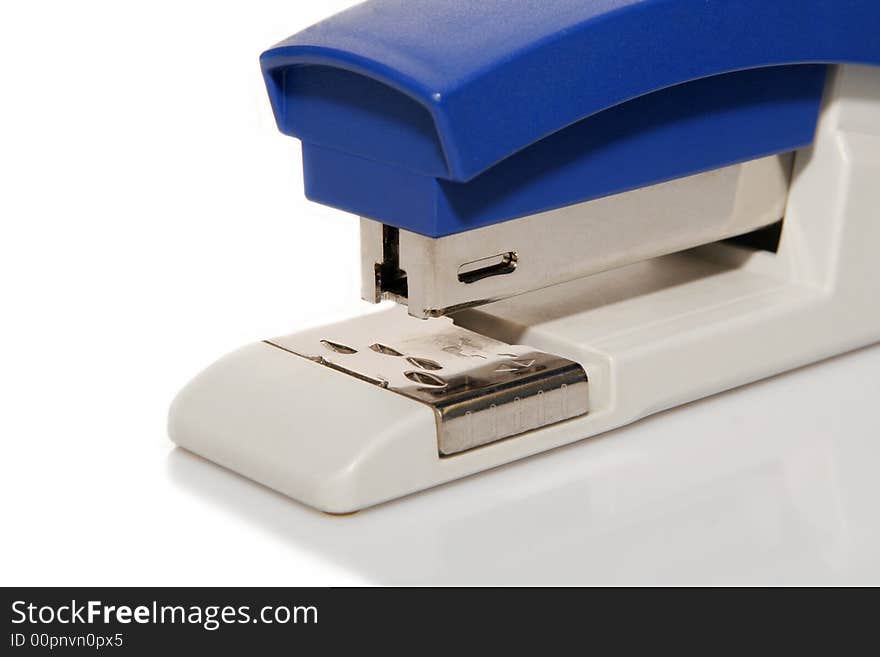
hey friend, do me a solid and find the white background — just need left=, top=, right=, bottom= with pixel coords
left=2, top=1, right=878, bottom=586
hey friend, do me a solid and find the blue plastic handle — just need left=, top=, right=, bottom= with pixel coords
left=262, top=0, right=880, bottom=237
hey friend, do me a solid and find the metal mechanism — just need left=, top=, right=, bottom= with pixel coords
left=266, top=309, right=589, bottom=455
left=362, top=154, right=793, bottom=318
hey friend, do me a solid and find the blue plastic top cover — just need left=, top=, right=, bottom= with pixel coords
left=261, top=0, right=880, bottom=237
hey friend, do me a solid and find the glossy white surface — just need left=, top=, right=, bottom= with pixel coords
left=2, top=1, right=878, bottom=586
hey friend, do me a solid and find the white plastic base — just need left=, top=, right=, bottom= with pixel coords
left=169, top=65, right=880, bottom=513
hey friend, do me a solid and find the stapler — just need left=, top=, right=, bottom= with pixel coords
left=170, top=1, right=880, bottom=513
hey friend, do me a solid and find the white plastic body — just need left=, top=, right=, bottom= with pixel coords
left=169, top=65, right=880, bottom=513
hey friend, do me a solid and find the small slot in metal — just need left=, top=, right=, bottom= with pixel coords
left=320, top=340, right=357, bottom=355
left=370, top=343, right=404, bottom=357
left=406, top=356, right=443, bottom=371
left=375, top=225, right=408, bottom=299
left=457, top=252, right=518, bottom=284
left=404, top=370, right=449, bottom=388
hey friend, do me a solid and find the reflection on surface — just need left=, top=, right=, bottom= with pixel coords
left=167, top=344, right=880, bottom=585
